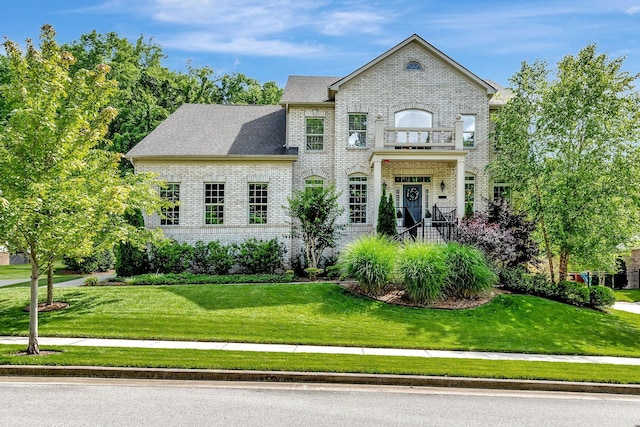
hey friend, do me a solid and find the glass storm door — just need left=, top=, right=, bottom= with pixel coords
left=403, top=185, right=422, bottom=226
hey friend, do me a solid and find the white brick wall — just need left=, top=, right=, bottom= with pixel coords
left=288, top=40, right=493, bottom=250
left=135, top=39, right=495, bottom=262
left=134, top=159, right=295, bottom=260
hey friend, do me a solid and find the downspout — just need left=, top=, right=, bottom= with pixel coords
left=284, top=104, right=290, bottom=149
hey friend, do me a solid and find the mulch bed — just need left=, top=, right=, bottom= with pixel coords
left=342, top=282, right=504, bottom=309
left=23, top=301, right=69, bottom=312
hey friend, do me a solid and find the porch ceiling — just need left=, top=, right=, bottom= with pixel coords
left=369, top=149, right=467, bottom=165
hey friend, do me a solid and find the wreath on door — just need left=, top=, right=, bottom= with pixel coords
left=406, top=186, right=420, bottom=201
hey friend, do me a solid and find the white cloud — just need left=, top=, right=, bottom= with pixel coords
left=626, top=6, right=640, bottom=14
left=160, top=33, right=325, bottom=57
left=89, top=0, right=391, bottom=56
left=319, top=10, right=387, bottom=36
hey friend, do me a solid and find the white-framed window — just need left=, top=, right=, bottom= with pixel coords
left=349, top=175, right=368, bottom=224
left=465, top=175, right=475, bottom=212
left=462, top=115, right=476, bottom=148
left=204, top=183, right=224, bottom=225
left=348, top=113, right=367, bottom=148
left=248, top=183, right=268, bottom=224
left=306, top=118, right=324, bottom=151
left=493, top=183, right=510, bottom=202
left=160, top=183, right=180, bottom=226
left=394, top=109, right=432, bottom=143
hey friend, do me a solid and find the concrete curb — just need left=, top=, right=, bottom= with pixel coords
left=1, top=365, right=639, bottom=395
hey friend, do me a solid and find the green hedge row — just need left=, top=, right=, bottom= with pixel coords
left=499, top=267, right=616, bottom=310
left=118, top=272, right=296, bottom=286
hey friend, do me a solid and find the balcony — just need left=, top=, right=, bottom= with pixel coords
left=373, top=114, right=465, bottom=151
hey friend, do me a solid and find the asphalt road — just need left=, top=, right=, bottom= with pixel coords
left=1, top=378, right=639, bottom=426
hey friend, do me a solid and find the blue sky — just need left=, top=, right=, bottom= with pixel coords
left=2, top=0, right=639, bottom=87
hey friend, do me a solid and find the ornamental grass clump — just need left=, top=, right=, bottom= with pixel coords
left=443, top=243, right=498, bottom=298
left=340, top=235, right=397, bottom=295
left=397, top=243, right=450, bottom=304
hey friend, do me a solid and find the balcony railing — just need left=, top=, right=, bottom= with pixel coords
left=374, top=114, right=465, bottom=151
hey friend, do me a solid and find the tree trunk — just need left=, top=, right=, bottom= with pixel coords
left=540, top=217, right=556, bottom=284
left=46, top=263, right=53, bottom=306
left=28, top=257, right=40, bottom=355
left=558, top=252, right=569, bottom=283
left=534, top=182, right=555, bottom=284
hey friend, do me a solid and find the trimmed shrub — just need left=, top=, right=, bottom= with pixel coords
left=397, top=243, right=450, bottom=304
left=148, top=240, right=195, bottom=274
left=189, top=240, right=235, bottom=275
left=121, top=272, right=296, bottom=286
left=589, top=285, right=616, bottom=310
left=497, top=266, right=529, bottom=289
left=63, top=249, right=115, bottom=273
left=443, top=243, right=497, bottom=298
left=115, top=209, right=150, bottom=277
left=557, top=281, right=590, bottom=307
left=456, top=199, right=538, bottom=268
left=340, top=235, right=397, bottom=295
left=235, top=238, right=286, bottom=274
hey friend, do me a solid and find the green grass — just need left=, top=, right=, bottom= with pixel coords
left=616, top=289, right=640, bottom=302
left=1, top=344, right=640, bottom=384
left=0, top=276, right=84, bottom=289
left=1, top=283, right=640, bottom=357
left=0, top=260, right=82, bottom=286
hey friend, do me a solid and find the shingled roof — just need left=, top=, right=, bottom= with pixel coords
left=280, top=76, right=341, bottom=104
left=126, top=104, right=296, bottom=159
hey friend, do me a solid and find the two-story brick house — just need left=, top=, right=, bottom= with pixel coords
left=127, top=34, right=506, bottom=263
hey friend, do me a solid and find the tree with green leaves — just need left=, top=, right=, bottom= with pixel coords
left=63, top=31, right=282, bottom=159
left=0, top=25, right=165, bottom=354
left=376, top=186, right=398, bottom=237
left=491, top=45, right=640, bottom=283
left=286, top=184, right=344, bottom=269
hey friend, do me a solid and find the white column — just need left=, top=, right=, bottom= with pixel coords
left=375, top=114, right=385, bottom=149
left=456, top=158, right=465, bottom=220
left=454, top=114, right=464, bottom=150
left=372, top=159, right=382, bottom=224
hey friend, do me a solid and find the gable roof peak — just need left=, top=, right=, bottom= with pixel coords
left=329, top=34, right=496, bottom=95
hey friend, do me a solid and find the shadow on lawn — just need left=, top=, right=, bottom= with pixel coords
left=0, top=289, right=122, bottom=336
left=159, top=282, right=320, bottom=311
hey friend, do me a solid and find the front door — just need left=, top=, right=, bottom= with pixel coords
left=403, top=184, right=422, bottom=227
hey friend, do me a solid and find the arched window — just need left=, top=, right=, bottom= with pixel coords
left=305, top=176, right=324, bottom=192
left=405, top=61, right=422, bottom=70
left=394, top=109, right=432, bottom=143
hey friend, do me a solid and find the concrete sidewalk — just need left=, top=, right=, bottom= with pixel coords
left=1, top=336, right=639, bottom=366
left=613, top=301, right=640, bottom=314
left=0, top=272, right=115, bottom=288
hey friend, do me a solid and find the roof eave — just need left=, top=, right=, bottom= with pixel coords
left=279, top=101, right=335, bottom=107
left=128, top=154, right=299, bottom=162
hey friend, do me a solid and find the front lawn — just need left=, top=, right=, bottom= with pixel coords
left=2, top=345, right=640, bottom=384
left=616, top=289, right=640, bottom=302
left=1, top=283, right=640, bottom=357
left=0, top=260, right=82, bottom=286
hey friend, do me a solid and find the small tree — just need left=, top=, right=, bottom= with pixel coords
left=286, top=184, right=344, bottom=269
left=376, top=186, right=398, bottom=237
left=491, top=45, right=640, bottom=282
left=0, top=26, right=165, bottom=354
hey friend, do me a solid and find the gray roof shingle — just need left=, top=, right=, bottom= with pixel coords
left=126, top=104, right=295, bottom=158
left=280, top=76, right=341, bottom=104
